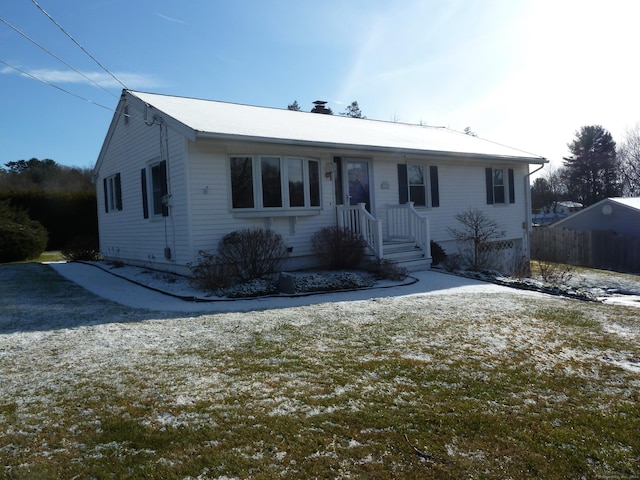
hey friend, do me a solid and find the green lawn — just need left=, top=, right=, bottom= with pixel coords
left=1, top=263, right=639, bottom=479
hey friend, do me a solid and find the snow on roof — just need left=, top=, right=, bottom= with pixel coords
left=128, top=90, right=546, bottom=163
left=558, top=201, right=583, bottom=208
left=610, top=197, right=640, bottom=211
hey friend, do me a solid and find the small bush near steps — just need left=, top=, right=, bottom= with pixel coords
left=311, top=226, right=366, bottom=270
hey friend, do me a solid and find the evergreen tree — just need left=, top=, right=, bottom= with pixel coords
left=562, top=125, right=621, bottom=206
left=287, top=100, right=301, bottom=111
left=340, top=101, right=365, bottom=118
left=0, top=158, right=93, bottom=192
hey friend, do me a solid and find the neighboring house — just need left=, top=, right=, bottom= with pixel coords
left=94, top=90, right=547, bottom=275
left=532, top=201, right=583, bottom=226
left=552, top=197, right=640, bottom=238
left=557, top=200, right=583, bottom=216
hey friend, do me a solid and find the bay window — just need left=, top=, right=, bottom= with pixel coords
left=230, top=155, right=321, bottom=211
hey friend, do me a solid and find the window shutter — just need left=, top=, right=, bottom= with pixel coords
left=159, top=160, right=169, bottom=217
left=141, top=168, right=149, bottom=219
left=115, top=173, right=123, bottom=211
left=334, top=156, right=343, bottom=205
left=103, top=178, right=109, bottom=213
left=398, top=164, right=408, bottom=204
left=485, top=168, right=494, bottom=204
left=508, top=168, right=515, bottom=204
left=430, top=166, right=439, bottom=207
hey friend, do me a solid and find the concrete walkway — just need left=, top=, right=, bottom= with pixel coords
left=48, top=261, right=519, bottom=313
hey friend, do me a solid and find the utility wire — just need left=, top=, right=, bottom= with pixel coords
left=0, top=17, right=118, bottom=98
left=0, top=60, right=114, bottom=111
left=30, top=0, right=128, bottom=90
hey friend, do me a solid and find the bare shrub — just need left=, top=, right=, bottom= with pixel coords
left=533, top=260, right=575, bottom=285
left=367, top=258, right=408, bottom=281
left=447, top=208, right=505, bottom=271
left=190, top=228, right=289, bottom=291
left=217, top=228, right=289, bottom=282
left=311, top=227, right=366, bottom=270
left=442, top=253, right=463, bottom=272
left=188, top=250, right=236, bottom=291
left=61, top=236, right=100, bottom=261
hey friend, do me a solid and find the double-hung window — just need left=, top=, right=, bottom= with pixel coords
left=103, top=173, right=122, bottom=212
left=230, top=156, right=320, bottom=211
left=485, top=168, right=515, bottom=205
left=398, top=164, right=439, bottom=207
left=141, top=160, right=169, bottom=218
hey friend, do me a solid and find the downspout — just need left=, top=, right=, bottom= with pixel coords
left=523, top=162, right=546, bottom=261
left=144, top=104, right=175, bottom=262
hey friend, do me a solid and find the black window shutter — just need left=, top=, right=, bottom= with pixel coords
left=334, top=157, right=343, bottom=205
left=141, top=168, right=149, bottom=219
left=430, top=165, right=439, bottom=207
left=160, top=160, right=169, bottom=217
left=398, top=164, right=408, bottom=204
left=485, top=168, right=494, bottom=204
left=103, top=178, right=109, bottom=212
left=115, top=173, right=123, bottom=211
left=508, top=168, right=515, bottom=204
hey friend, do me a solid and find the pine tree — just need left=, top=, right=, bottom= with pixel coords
left=341, top=101, right=365, bottom=118
left=563, top=125, right=621, bottom=206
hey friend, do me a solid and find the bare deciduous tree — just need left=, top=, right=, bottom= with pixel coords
left=618, top=123, right=640, bottom=195
left=447, top=208, right=505, bottom=271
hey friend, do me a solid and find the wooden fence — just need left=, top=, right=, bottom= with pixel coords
left=531, top=227, right=640, bottom=273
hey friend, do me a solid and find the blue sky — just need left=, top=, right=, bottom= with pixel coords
left=2, top=0, right=640, bottom=172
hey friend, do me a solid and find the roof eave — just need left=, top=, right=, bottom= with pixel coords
left=195, top=131, right=547, bottom=164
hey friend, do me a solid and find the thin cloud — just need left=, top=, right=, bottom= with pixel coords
left=2, top=66, right=163, bottom=89
left=155, top=12, right=187, bottom=25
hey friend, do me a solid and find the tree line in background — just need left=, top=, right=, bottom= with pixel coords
left=532, top=124, right=640, bottom=213
left=288, top=100, right=365, bottom=118
left=0, top=158, right=97, bottom=261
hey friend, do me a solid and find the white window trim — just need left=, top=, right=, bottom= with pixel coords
left=407, top=162, right=435, bottom=208
left=487, top=166, right=514, bottom=206
left=145, top=158, right=169, bottom=219
left=229, top=155, right=322, bottom=215
left=104, top=173, right=122, bottom=212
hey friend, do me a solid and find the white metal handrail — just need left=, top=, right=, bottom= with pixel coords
left=337, top=203, right=383, bottom=258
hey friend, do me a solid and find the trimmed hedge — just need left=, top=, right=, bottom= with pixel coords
left=0, top=190, right=98, bottom=250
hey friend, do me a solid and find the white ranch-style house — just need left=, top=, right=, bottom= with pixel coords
left=94, top=90, right=547, bottom=275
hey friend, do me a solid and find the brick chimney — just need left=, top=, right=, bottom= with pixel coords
left=311, top=100, right=332, bottom=114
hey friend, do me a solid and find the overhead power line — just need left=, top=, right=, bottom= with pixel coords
left=0, top=60, right=114, bottom=111
left=30, top=0, right=128, bottom=90
left=0, top=17, right=117, bottom=97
